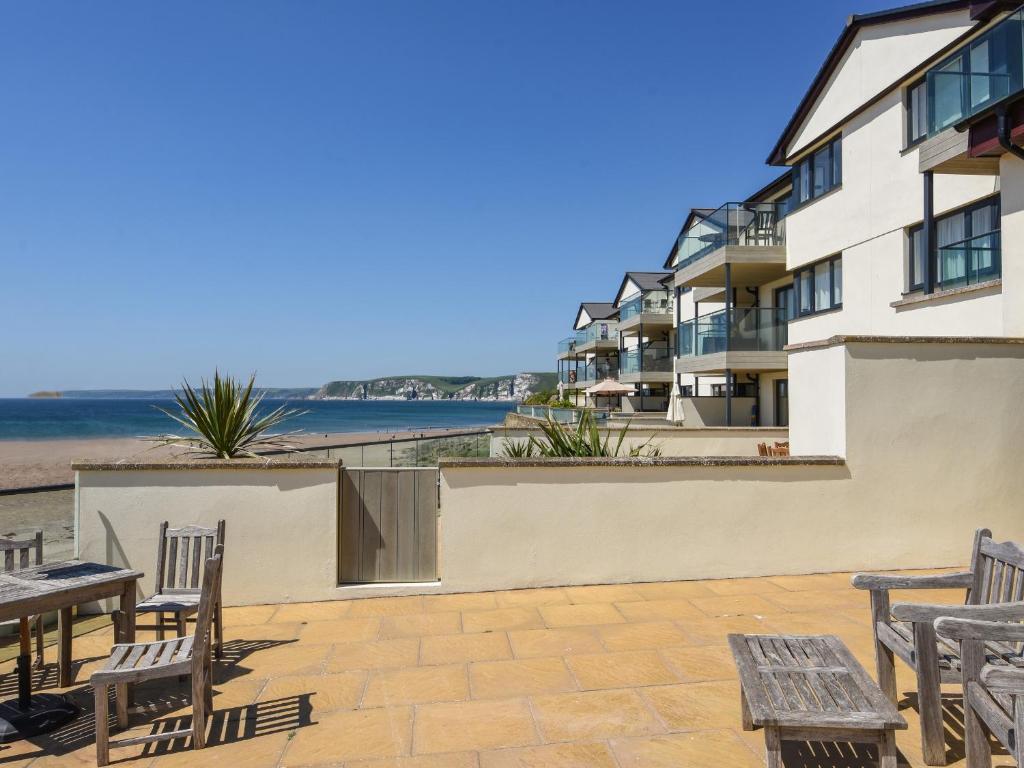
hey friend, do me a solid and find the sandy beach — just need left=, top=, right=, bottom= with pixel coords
left=0, top=426, right=494, bottom=490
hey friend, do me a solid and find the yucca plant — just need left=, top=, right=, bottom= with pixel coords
left=502, top=410, right=661, bottom=458
left=500, top=438, right=537, bottom=458
left=146, top=372, right=308, bottom=458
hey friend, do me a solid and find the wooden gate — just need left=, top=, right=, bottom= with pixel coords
left=339, top=467, right=439, bottom=584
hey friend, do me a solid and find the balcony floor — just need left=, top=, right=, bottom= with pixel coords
left=0, top=569, right=975, bottom=767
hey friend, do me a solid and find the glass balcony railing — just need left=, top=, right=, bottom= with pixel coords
left=574, top=329, right=587, bottom=346
left=619, top=291, right=673, bottom=321
left=620, top=347, right=674, bottom=375
left=677, top=308, right=788, bottom=357
left=579, top=359, right=619, bottom=381
left=926, top=9, right=1024, bottom=135
left=516, top=405, right=610, bottom=424
left=673, top=201, right=786, bottom=272
left=580, top=322, right=619, bottom=345
left=936, top=230, right=1001, bottom=290
left=557, top=336, right=577, bottom=355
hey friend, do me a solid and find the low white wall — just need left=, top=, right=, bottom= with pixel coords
left=681, top=396, right=758, bottom=427
left=75, top=460, right=341, bottom=609
left=491, top=426, right=787, bottom=458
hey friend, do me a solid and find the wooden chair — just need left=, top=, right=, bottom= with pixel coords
left=115, top=522, right=225, bottom=659
left=91, top=545, right=223, bottom=766
left=757, top=442, right=769, bottom=456
left=852, top=529, right=1024, bottom=765
left=0, top=532, right=45, bottom=668
left=935, top=615, right=1024, bottom=768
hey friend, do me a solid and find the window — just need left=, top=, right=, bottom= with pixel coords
left=774, top=284, right=796, bottom=321
left=907, top=195, right=1000, bottom=292
left=790, top=136, right=842, bottom=209
left=794, top=255, right=843, bottom=316
left=906, top=78, right=928, bottom=146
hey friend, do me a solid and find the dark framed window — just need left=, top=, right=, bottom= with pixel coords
left=710, top=382, right=756, bottom=398
left=906, top=78, right=928, bottom=147
left=790, top=136, right=842, bottom=210
left=907, top=195, right=1001, bottom=292
left=774, top=283, right=796, bottom=321
left=794, top=255, right=842, bottom=316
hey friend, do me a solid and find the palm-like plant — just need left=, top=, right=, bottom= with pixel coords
left=146, top=372, right=308, bottom=458
left=501, top=410, right=661, bottom=458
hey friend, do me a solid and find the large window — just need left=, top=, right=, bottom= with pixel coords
left=794, top=255, right=842, bottom=316
left=774, top=284, right=796, bottom=321
left=790, top=136, right=842, bottom=209
left=906, top=78, right=928, bottom=147
left=907, top=195, right=1001, bottom=291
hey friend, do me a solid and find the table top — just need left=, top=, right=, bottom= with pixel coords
left=728, top=633, right=907, bottom=731
left=0, top=560, right=143, bottom=622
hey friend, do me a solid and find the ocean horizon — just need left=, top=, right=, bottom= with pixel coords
left=0, top=397, right=516, bottom=441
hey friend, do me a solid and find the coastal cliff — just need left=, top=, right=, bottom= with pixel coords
left=313, top=373, right=556, bottom=401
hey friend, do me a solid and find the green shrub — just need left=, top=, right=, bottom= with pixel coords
left=501, top=410, right=661, bottom=458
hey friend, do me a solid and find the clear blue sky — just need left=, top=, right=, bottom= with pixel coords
left=1, top=0, right=902, bottom=394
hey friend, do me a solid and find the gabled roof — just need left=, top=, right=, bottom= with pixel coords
left=766, top=0, right=1010, bottom=166
left=661, top=209, right=715, bottom=270
left=612, top=271, right=673, bottom=306
left=574, top=302, right=618, bottom=330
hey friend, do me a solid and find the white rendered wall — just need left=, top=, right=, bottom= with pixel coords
left=1000, top=153, right=1024, bottom=336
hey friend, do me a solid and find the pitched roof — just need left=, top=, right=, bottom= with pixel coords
left=574, top=302, right=618, bottom=330
left=765, top=0, right=1005, bottom=166
left=613, top=272, right=672, bottom=306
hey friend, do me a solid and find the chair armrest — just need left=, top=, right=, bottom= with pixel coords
left=934, top=615, right=1024, bottom=642
left=894, top=600, right=1024, bottom=623
left=851, top=571, right=973, bottom=591
left=980, top=664, right=1024, bottom=693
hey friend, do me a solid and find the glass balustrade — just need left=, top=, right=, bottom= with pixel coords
left=620, top=348, right=674, bottom=374
left=673, top=201, right=787, bottom=272
left=619, top=291, right=673, bottom=321
left=926, top=9, right=1024, bottom=135
left=557, top=336, right=577, bottom=355
left=678, top=318, right=696, bottom=357
left=936, top=230, right=1001, bottom=290
left=679, top=308, right=788, bottom=356
left=580, top=322, right=619, bottom=345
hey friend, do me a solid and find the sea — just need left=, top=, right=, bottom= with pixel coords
left=0, top=398, right=516, bottom=441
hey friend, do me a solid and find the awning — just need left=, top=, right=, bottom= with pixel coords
left=585, top=378, right=635, bottom=396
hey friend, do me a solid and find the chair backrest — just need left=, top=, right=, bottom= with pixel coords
left=0, top=531, right=43, bottom=572
left=966, top=528, right=1024, bottom=606
left=191, top=546, right=224, bottom=673
left=757, top=442, right=769, bottom=456
left=156, top=521, right=225, bottom=594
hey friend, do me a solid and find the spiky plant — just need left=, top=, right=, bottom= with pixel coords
left=508, top=410, right=661, bottom=458
left=146, top=372, right=308, bottom=458
left=500, top=438, right=537, bottom=458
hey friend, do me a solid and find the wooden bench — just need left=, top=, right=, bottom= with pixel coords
left=729, top=634, right=907, bottom=768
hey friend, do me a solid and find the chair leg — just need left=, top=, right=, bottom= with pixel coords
left=214, top=601, right=224, bottom=659
left=961, top=641, right=992, bottom=768
left=879, top=728, right=898, bottom=768
left=176, top=613, right=186, bottom=637
left=114, top=683, right=129, bottom=729
left=156, top=611, right=164, bottom=641
left=94, top=684, right=110, bottom=767
left=913, top=621, right=948, bottom=766
left=191, top=672, right=206, bottom=750
left=1013, top=697, right=1024, bottom=768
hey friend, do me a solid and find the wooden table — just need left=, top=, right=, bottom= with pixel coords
left=728, top=634, right=907, bottom=768
left=0, top=560, right=142, bottom=740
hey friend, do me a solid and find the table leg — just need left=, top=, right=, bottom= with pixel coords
left=741, top=687, right=754, bottom=731
left=58, top=608, right=73, bottom=688
left=119, top=581, right=137, bottom=705
left=765, top=726, right=782, bottom=768
left=17, top=619, right=31, bottom=711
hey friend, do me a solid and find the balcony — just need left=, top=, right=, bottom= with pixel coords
left=575, top=322, right=620, bottom=353
left=671, top=202, right=788, bottom=291
left=618, top=290, right=674, bottom=330
left=937, top=230, right=1001, bottom=290
left=578, top=359, right=619, bottom=384
left=676, top=307, right=789, bottom=375
left=619, top=347, right=674, bottom=383
left=557, top=336, right=578, bottom=358
left=927, top=10, right=1024, bottom=137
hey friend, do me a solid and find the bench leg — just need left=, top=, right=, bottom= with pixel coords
left=94, top=684, right=110, bottom=767
left=961, top=640, right=992, bottom=768
left=878, top=729, right=897, bottom=768
left=764, top=726, right=782, bottom=768
left=913, top=621, right=947, bottom=766
left=869, top=591, right=897, bottom=704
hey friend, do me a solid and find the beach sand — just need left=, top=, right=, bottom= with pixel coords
left=0, top=426, right=494, bottom=490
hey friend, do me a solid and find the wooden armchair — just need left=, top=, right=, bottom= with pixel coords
left=852, top=529, right=1024, bottom=764
left=0, top=532, right=46, bottom=668
left=935, top=616, right=1024, bottom=768
left=113, top=521, right=225, bottom=658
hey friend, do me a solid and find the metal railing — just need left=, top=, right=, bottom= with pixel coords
left=677, top=307, right=788, bottom=356
left=926, top=9, right=1024, bottom=135
left=936, top=230, right=1001, bottom=290
left=619, top=291, right=673, bottom=321
left=673, top=201, right=786, bottom=272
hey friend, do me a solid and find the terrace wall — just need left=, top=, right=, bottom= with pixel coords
left=491, top=426, right=787, bottom=458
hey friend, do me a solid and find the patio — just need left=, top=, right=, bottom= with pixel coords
left=0, top=570, right=991, bottom=767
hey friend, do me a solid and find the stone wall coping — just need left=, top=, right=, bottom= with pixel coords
left=786, top=334, right=1024, bottom=353
left=499, top=424, right=788, bottom=433
left=439, top=455, right=844, bottom=468
left=72, top=456, right=343, bottom=471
